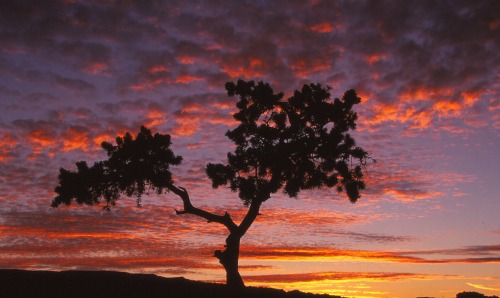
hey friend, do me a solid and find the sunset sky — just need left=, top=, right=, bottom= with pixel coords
left=0, top=1, right=499, bottom=297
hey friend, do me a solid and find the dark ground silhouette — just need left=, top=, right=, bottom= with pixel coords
left=0, top=269, right=337, bottom=298
left=2, top=269, right=495, bottom=298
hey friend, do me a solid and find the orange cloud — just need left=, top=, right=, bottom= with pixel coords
left=393, top=86, right=488, bottom=126
left=178, top=55, right=196, bottom=65
left=173, top=123, right=199, bottom=136
left=361, top=84, right=485, bottom=132
left=365, top=54, right=387, bottom=66
left=461, top=90, right=481, bottom=106
left=93, top=131, right=120, bottom=147
left=174, top=75, right=202, bottom=84
left=27, top=128, right=57, bottom=149
left=362, top=101, right=434, bottom=131
left=434, top=100, right=463, bottom=118
left=0, top=204, right=246, bottom=275
left=244, top=271, right=445, bottom=283
left=144, top=107, right=167, bottom=128
left=240, top=245, right=500, bottom=264
left=148, top=65, right=168, bottom=74
left=220, top=57, right=265, bottom=79
left=130, top=78, right=170, bottom=91
left=255, top=208, right=365, bottom=227
left=310, top=22, right=335, bottom=33
left=130, top=73, right=202, bottom=91
left=241, top=246, right=420, bottom=263
left=207, top=114, right=238, bottom=126
left=0, top=131, right=18, bottom=162
left=82, top=62, right=109, bottom=75
left=62, top=126, right=91, bottom=152
left=400, top=86, right=455, bottom=102
left=172, top=100, right=239, bottom=136
left=290, top=57, right=330, bottom=79
left=0, top=224, right=140, bottom=241
left=382, top=188, right=442, bottom=203
left=173, top=108, right=201, bottom=137
left=0, top=254, right=219, bottom=274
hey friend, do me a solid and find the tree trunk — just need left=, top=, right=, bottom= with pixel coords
left=214, top=200, right=262, bottom=289
left=214, top=233, right=244, bottom=289
left=168, top=185, right=262, bottom=289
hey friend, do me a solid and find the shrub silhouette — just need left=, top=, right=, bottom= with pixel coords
left=457, top=291, right=499, bottom=298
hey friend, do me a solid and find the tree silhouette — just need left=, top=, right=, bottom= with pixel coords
left=456, top=292, right=500, bottom=298
left=52, top=80, right=370, bottom=289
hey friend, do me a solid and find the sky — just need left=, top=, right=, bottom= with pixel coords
left=0, top=0, right=499, bottom=297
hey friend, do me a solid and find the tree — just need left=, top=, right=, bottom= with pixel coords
left=52, top=80, right=370, bottom=290
left=457, top=292, right=499, bottom=298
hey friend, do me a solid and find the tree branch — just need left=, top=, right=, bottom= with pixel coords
left=166, top=184, right=238, bottom=233
left=236, top=199, right=262, bottom=237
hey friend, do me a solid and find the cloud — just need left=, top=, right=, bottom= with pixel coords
left=402, top=245, right=500, bottom=257
left=331, top=231, right=415, bottom=244
left=0, top=129, right=20, bottom=161
left=466, top=283, right=500, bottom=292
left=240, top=244, right=500, bottom=264
left=170, top=94, right=238, bottom=137
left=361, top=162, right=442, bottom=203
left=55, top=41, right=112, bottom=75
left=2, top=0, right=497, bottom=132
left=309, top=21, right=336, bottom=33
left=244, top=271, right=449, bottom=283
left=13, top=119, right=57, bottom=147
left=0, top=206, right=228, bottom=270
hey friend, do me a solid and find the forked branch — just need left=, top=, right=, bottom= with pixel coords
left=236, top=200, right=262, bottom=237
left=167, top=184, right=238, bottom=233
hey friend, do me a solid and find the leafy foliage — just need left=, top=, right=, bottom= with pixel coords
left=206, top=80, right=369, bottom=205
left=456, top=292, right=499, bottom=298
left=52, top=126, right=182, bottom=209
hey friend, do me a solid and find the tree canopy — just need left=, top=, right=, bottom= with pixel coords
left=52, top=126, right=182, bottom=210
left=206, top=80, right=369, bottom=205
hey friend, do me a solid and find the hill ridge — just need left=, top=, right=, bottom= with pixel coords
left=0, top=269, right=338, bottom=298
